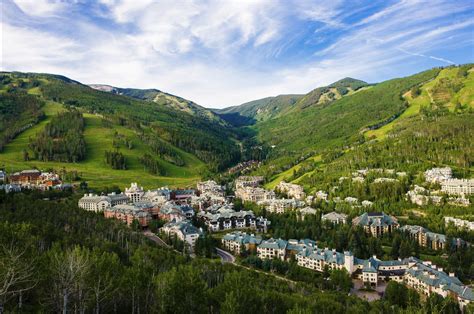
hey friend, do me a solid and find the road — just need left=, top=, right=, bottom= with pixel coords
left=216, top=247, right=236, bottom=263
left=143, top=231, right=170, bottom=248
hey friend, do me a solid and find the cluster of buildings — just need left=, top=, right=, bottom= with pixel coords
left=407, top=185, right=470, bottom=207
left=276, top=181, right=306, bottom=200
left=445, top=217, right=474, bottom=231
left=221, top=231, right=473, bottom=308
left=257, top=198, right=305, bottom=214
left=400, top=225, right=465, bottom=251
left=0, top=169, right=71, bottom=191
left=425, top=167, right=474, bottom=196
left=348, top=168, right=407, bottom=184
left=321, top=211, right=348, bottom=224
left=197, top=204, right=269, bottom=232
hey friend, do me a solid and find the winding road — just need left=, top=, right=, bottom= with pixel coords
left=216, top=247, right=236, bottom=263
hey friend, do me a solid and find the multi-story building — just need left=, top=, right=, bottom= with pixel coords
left=125, top=183, right=145, bottom=203
left=257, top=238, right=288, bottom=261
left=315, top=190, right=328, bottom=201
left=221, top=231, right=262, bottom=255
left=171, top=189, right=196, bottom=202
left=235, top=186, right=275, bottom=203
left=158, top=201, right=194, bottom=222
left=197, top=206, right=258, bottom=232
left=0, top=170, right=5, bottom=183
left=445, top=217, right=474, bottom=231
left=400, top=225, right=465, bottom=250
left=220, top=232, right=474, bottom=308
left=276, top=181, right=306, bottom=200
left=142, top=187, right=171, bottom=204
left=424, top=167, right=453, bottom=183
left=299, top=206, right=318, bottom=220
left=322, top=212, right=348, bottom=224
left=161, top=220, right=202, bottom=252
left=352, top=212, right=399, bottom=237
left=257, top=198, right=305, bottom=214
left=235, top=176, right=264, bottom=190
left=78, top=192, right=129, bottom=212
left=104, top=204, right=152, bottom=227
left=197, top=180, right=225, bottom=197
left=8, top=169, right=42, bottom=186
left=441, top=179, right=474, bottom=195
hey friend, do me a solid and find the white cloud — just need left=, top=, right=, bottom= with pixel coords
left=13, top=0, right=68, bottom=17
left=2, top=0, right=473, bottom=108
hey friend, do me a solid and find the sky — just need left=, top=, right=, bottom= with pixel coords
left=2, top=0, right=474, bottom=108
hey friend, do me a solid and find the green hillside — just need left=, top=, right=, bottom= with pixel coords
left=253, top=65, right=474, bottom=188
left=0, top=72, right=242, bottom=188
left=89, top=84, right=222, bottom=123
left=215, top=94, right=303, bottom=125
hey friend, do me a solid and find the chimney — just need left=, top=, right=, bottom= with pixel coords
left=372, top=255, right=377, bottom=260
left=449, top=272, right=455, bottom=277
left=438, top=267, right=443, bottom=272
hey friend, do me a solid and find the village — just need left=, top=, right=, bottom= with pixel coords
left=2, top=166, right=473, bottom=309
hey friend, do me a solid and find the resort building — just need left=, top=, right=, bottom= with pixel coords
left=78, top=192, right=129, bottom=212
left=157, top=201, right=194, bottom=222
left=104, top=204, right=152, bottom=227
left=197, top=206, right=269, bottom=232
left=322, top=212, right=348, bottom=224
left=161, top=220, right=202, bottom=251
left=221, top=231, right=262, bottom=255
left=315, top=190, right=328, bottom=201
left=125, top=183, right=145, bottom=203
left=424, top=167, right=453, bottom=183
left=235, top=186, right=275, bottom=203
left=352, top=212, right=399, bottom=237
left=235, top=176, right=264, bottom=189
left=445, top=217, right=474, bottom=231
left=197, top=180, right=225, bottom=197
left=221, top=232, right=474, bottom=308
left=441, top=179, right=474, bottom=195
left=142, top=187, right=171, bottom=204
left=400, top=225, right=465, bottom=250
left=276, top=181, right=306, bottom=200
left=299, top=207, right=318, bottom=220
left=257, top=238, right=288, bottom=261
left=257, top=198, right=305, bottom=214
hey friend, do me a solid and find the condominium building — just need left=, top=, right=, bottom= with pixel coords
left=78, top=192, right=129, bottom=212
left=257, top=198, right=305, bottom=214
left=441, top=179, right=474, bottom=195
left=221, top=231, right=262, bottom=255
left=104, top=204, right=152, bottom=227
left=321, top=211, right=348, bottom=224
left=235, top=176, right=264, bottom=189
left=352, top=212, right=399, bottom=237
left=235, top=186, right=275, bottom=203
left=445, top=217, right=474, bottom=231
left=424, top=167, right=453, bottom=183
left=400, top=225, right=465, bottom=250
left=125, top=183, right=145, bottom=203
left=276, top=181, right=306, bottom=200
left=161, top=220, right=202, bottom=251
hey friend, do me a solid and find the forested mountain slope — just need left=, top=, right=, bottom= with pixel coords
left=254, top=65, right=474, bottom=189
left=0, top=72, right=242, bottom=188
left=214, top=94, right=303, bottom=125
left=89, top=84, right=221, bottom=123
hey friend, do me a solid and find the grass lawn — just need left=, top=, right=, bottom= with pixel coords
left=0, top=101, right=205, bottom=189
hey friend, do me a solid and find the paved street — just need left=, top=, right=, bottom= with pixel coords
left=216, top=247, right=236, bottom=263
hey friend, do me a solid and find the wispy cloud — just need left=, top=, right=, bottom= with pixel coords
left=2, top=0, right=473, bottom=108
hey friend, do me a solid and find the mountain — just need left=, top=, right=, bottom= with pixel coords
left=251, top=64, right=474, bottom=187
left=89, top=84, right=222, bottom=123
left=214, top=94, right=303, bottom=125
left=0, top=72, right=241, bottom=188
left=215, top=77, right=368, bottom=126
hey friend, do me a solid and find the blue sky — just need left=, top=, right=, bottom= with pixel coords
left=2, top=0, right=473, bottom=108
